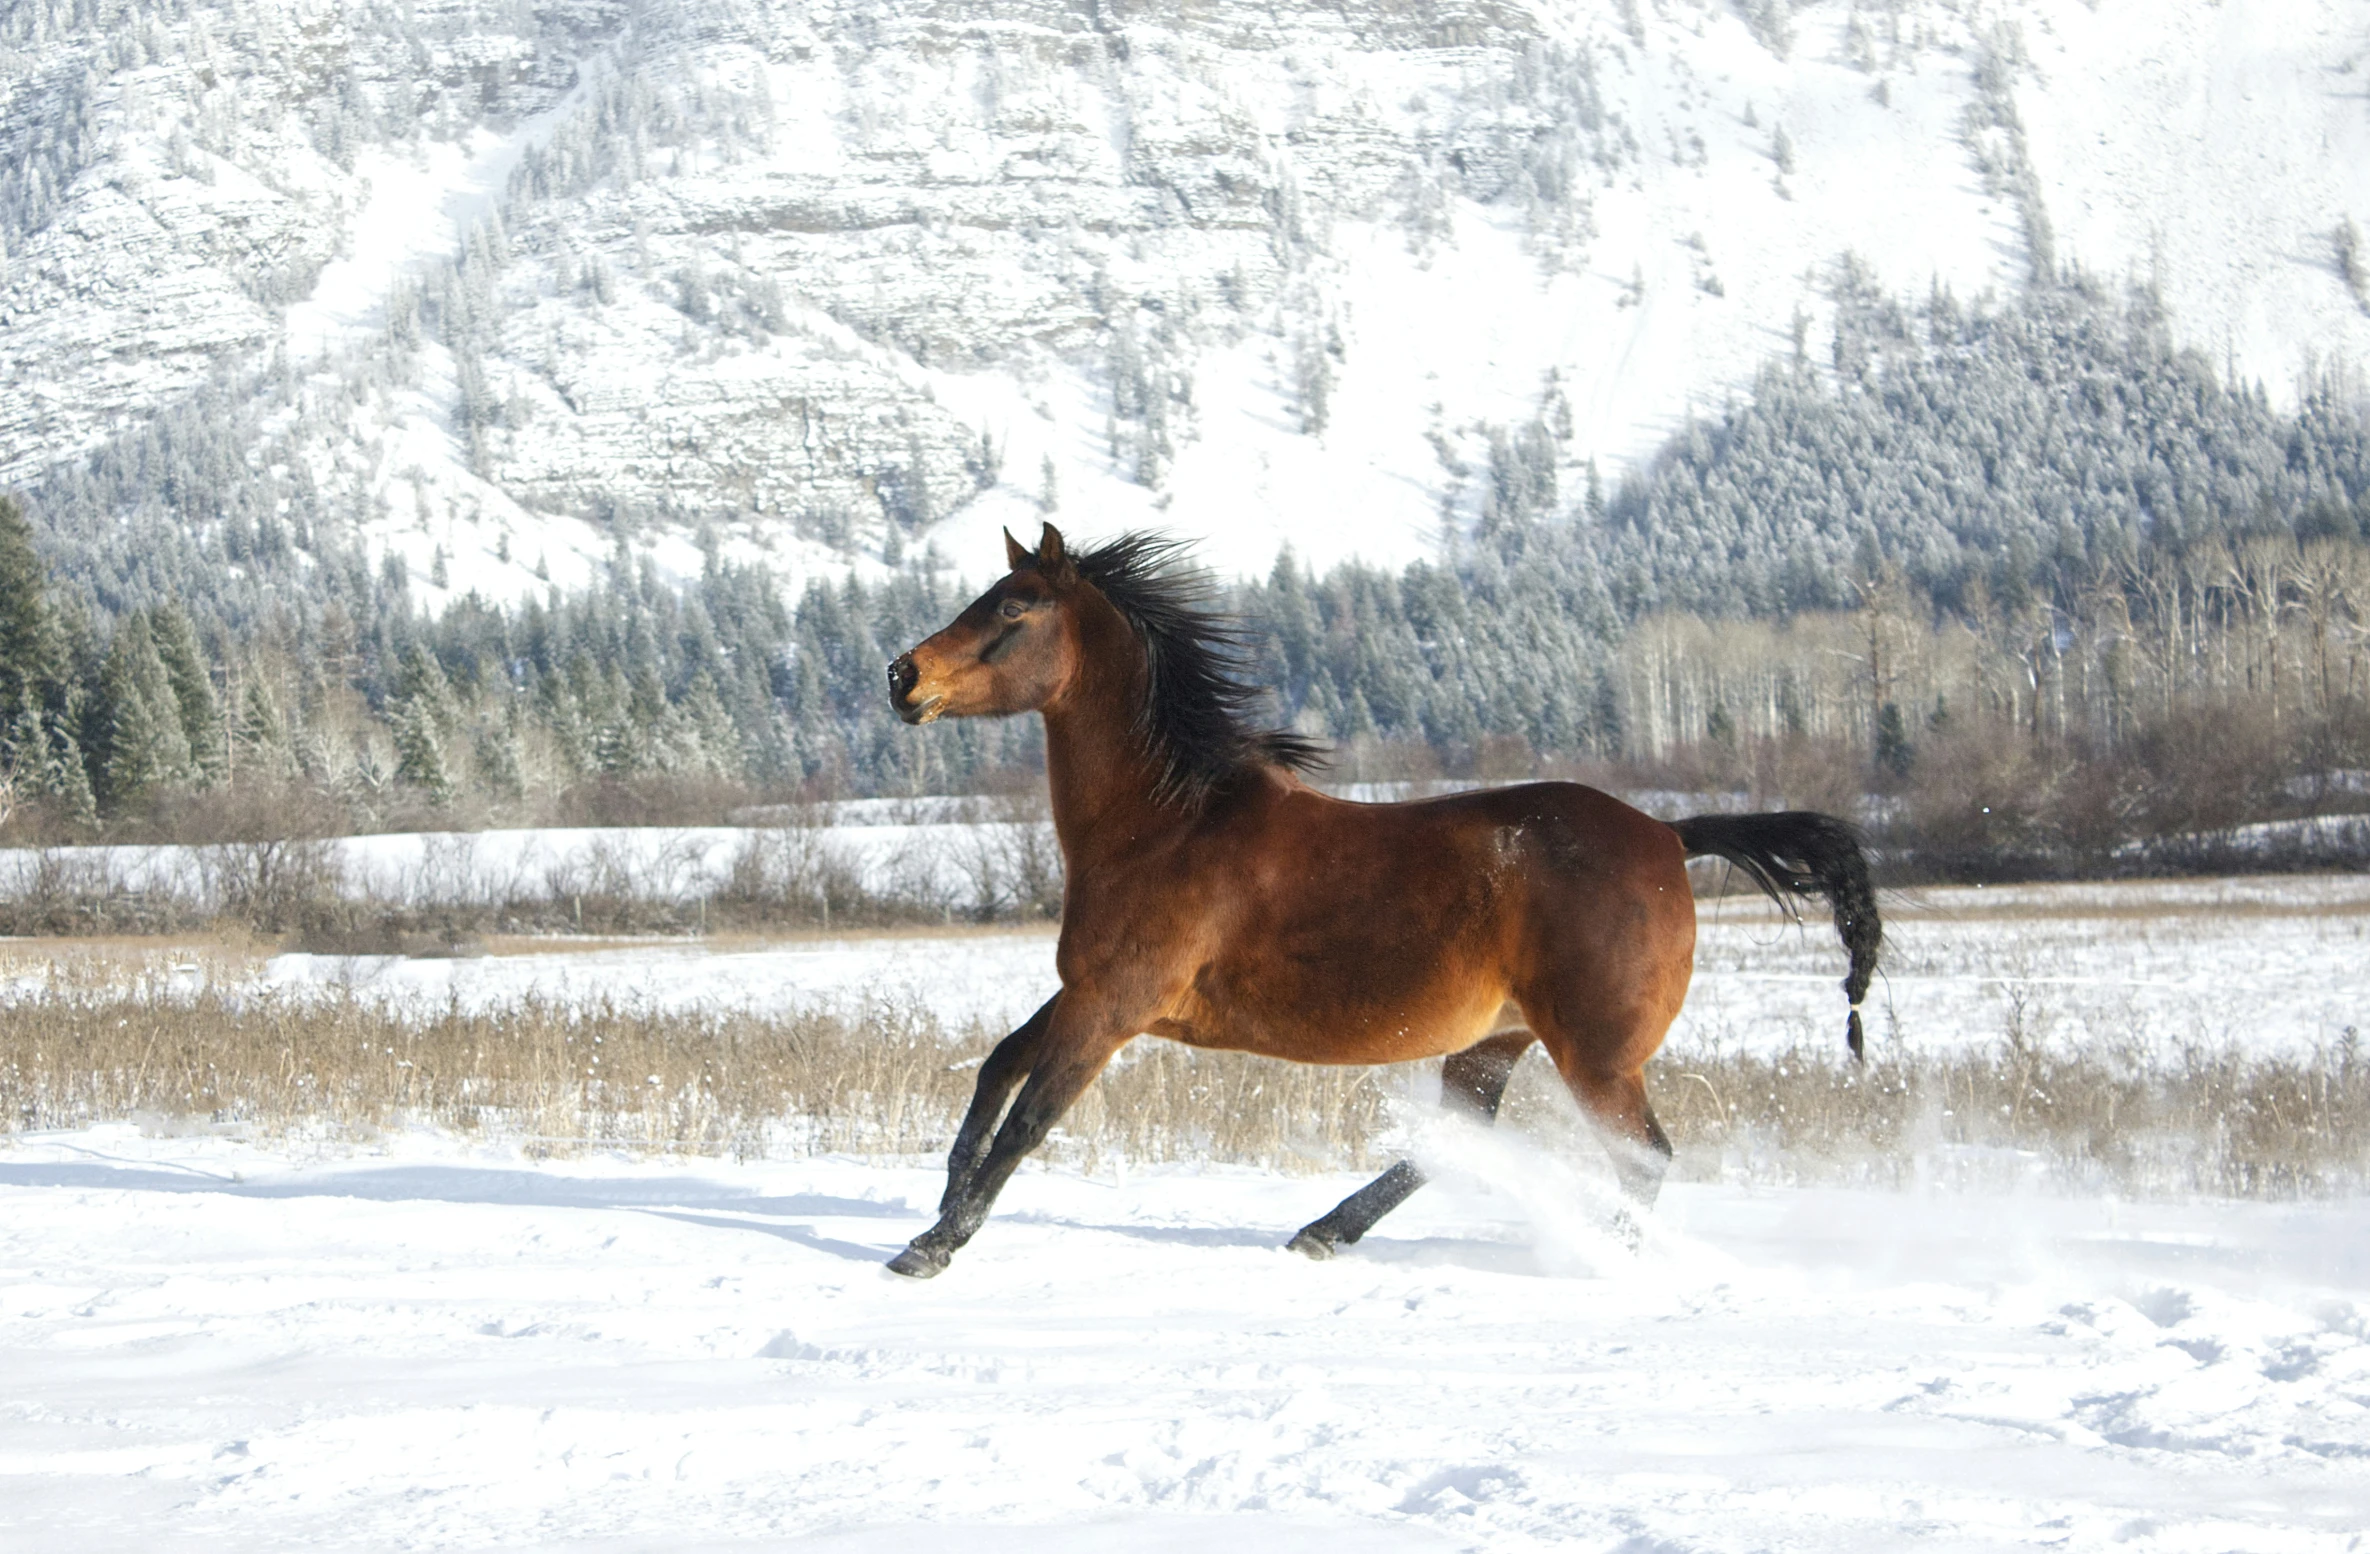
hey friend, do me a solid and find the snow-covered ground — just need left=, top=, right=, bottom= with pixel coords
left=260, top=928, right=1061, bottom=1034
left=4, top=1125, right=2367, bottom=1552
left=4, top=874, right=2367, bottom=1546
left=0, top=816, right=1038, bottom=914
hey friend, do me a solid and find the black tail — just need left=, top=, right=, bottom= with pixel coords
left=1673, top=811, right=1882, bottom=1060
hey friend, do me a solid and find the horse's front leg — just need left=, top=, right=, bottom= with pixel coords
left=938, top=995, right=1057, bottom=1214
left=889, top=998, right=1136, bottom=1279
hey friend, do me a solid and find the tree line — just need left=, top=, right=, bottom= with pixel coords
left=4, top=267, right=2367, bottom=868
left=0, top=487, right=1038, bottom=837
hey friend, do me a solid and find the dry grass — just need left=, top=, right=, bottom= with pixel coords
left=0, top=962, right=1393, bottom=1173
left=3, top=937, right=2364, bottom=1198
left=1627, top=1016, right=2370, bottom=1200
left=3, top=972, right=2364, bottom=1200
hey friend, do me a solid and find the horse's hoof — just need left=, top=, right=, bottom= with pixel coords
left=1286, top=1228, right=1338, bottom=1260
left=886, top=1244, right=948, bottom=1279
left=1609, top=1210, right=1644, bottom=1253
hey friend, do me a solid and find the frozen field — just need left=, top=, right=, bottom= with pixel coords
left=3, top=873, right=2366, bottom=1549
left=3, top=1126, right=2367, bottom=1553
left=0, top=814, right=1023, bottom=911
left=240, top=872, right=2370, bottom=1058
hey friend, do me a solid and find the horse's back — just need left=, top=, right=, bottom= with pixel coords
left=1395, top=780, right=1687, bottom=880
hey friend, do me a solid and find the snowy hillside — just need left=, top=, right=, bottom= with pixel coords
left=5, top=0, right=2369, bottom=600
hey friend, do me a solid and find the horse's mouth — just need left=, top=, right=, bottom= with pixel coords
left=902, top=694, right=947, bottom=725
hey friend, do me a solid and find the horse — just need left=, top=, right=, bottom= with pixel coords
left=881, top=524, right=1880, bottom=1278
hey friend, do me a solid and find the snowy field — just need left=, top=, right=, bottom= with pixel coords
left=5, top=1127, right=2368, bottom=1553
left=0, top=809, right=1020, bottom=912
left=3, top=872, right=2368, bottom=1548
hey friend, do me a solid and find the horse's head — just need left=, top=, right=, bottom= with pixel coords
left=889, top=523, right=1086, bottom=724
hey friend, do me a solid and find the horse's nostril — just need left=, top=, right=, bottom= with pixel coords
left=888, top=654, right=919, bottom=698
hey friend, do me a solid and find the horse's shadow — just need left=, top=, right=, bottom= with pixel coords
left=0, top=1155, right=915, bottom=1265
left=640, top=1209, right=890, bottom=1263
left=1014, top=1212, right=1554, bottom=1275
left=1334, top=1234, right=1548, bottom=1275
left=1003, top=1213, right=1274, bottom=1251
left=3, top=1155, right=1563, bottom=1275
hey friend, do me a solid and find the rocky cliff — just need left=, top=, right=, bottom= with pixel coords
left=6, top=0, right=2368, bottom=602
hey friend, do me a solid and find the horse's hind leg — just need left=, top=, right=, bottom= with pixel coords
left=1562, top=1067, right=1673, bottom=1209
left=1286, top=1032, right=1532, bottom=1260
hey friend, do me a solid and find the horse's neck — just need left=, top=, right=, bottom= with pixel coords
left=1040, top=623, right=1171, bottom=860
left=1042, top=701, right=1167, bottom=861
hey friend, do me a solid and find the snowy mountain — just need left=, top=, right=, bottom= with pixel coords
left=5, top=0, right=2369, bottom=603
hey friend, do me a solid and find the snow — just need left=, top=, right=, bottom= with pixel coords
left=916, top=2, right=2029, bottom=582
left=261, top=930, right=1061, bottom=1035
left=285, top=128, right=547, bottom=364
left=2013, top=0, right=2370, bottom=399
left=5, top=1125, right=2368, bottom=1551
left=7, top=862, right=2368, bottom=1545
left=1678, top=871, right=2370, bottom=1060
left=0, top=818, right=1045, bottom=914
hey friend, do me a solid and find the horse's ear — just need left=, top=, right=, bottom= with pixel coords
left=1003, top=528, right=1029, bottom=570
left=1038, top=522, right=1073, bottom=580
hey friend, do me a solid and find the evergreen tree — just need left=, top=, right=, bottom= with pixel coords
left=472, top=712, right=525, bottom=801
left=44, top=715, right=100, bottom=834
left=152, top=604, right=226, bottom=786
left=235, top=676, right=296, bottom=780
left=94, top=613, right=194, bottom=809
left=390, top=694, right=453, bottom=803
left=5, top=685, right=101, bottom=834
left=0, top=690, right=42, bottom=828
left=390, top=647, right=460, bottom=802
left=680, top=671, right=745, bottom=776
left=3, top=692, right=47, bottom=784
left=1874, top=702, right=1915, bottom=778
left=0, top=495, right=52, bottom=716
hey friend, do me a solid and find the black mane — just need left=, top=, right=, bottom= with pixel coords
left=1070, top=533, right=1327, bottom=809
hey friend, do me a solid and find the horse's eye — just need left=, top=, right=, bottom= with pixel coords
left=999, top=599, right=1027, bottom=621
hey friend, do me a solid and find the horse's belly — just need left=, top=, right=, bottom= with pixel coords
left=1156, top=964, right=1517, bottom=1066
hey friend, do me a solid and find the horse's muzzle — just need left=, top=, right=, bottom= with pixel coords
left=887, top=653, right=943, bottom=724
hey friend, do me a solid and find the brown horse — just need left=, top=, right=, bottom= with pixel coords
left=883, top=525, right=1879, bottom=1278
